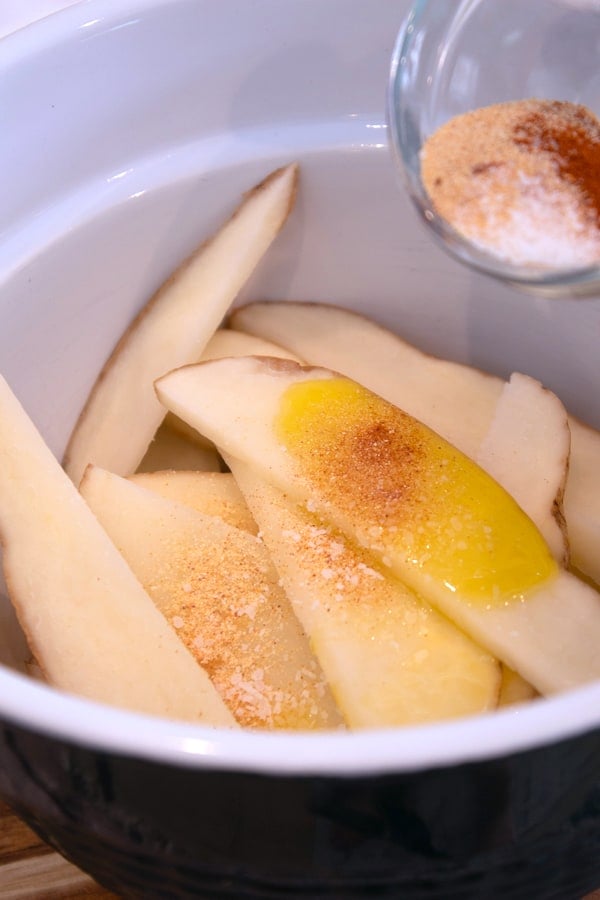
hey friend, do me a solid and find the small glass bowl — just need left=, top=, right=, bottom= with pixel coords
left=387, top=0, right=600, bottom=297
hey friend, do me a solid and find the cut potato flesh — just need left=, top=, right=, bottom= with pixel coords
left=0, top=375, right=235, bottom=725
left=230, top=459, right=500, bottom=728
left=136, top=419, right=222, bottom=474
left=80, top=466, right=342, bottom=730
left=129, top=465, right=500, bottom=725
left=63, top=164, right=298, bottom=485
left=498, top=666, right=538, bottom=707
left=565, top=418, right=600, bottom=582
left=230, top=301, right=600, bottom=584
left=129, top=470, right=258, bottom=534
left=161, top=329, right=301, bottom=452
left=476, top=372, right=570, bottom=701
left=155, top=357, right=600, bottom=695
left=201, top=328, right=301, bottom=365
left=224, top=319, right=570, bottom=564
left=476, top=372, right=570, bottom=565
left=230, top=301, right=501, bottom=456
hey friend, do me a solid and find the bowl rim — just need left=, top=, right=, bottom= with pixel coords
left=1, top=663, right=599, bottom=774
left=0, top=0, right=599, bottom=777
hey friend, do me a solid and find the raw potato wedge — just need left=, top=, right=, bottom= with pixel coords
left=230, top=459, right=500, bottom=728
left=498, top=666, right=537, bottom=707
left=155, top=357, right=600, bottom=696
left=161, top=328, right=300, bottom=451
left=201, top=328, right=302, bottom=365
left=0, top=375, right=235, bottom=726
left=476, top=373, right=569, bottom=705
left=230, top=301, right=501, bottom=456
left=129, top=470, right=258, bottom=534
left=151, top=370, right=552, bottom=712
left=566, top=419, right=600, bottom=584
left=130, top=467, right=499, bottom=726
left=230, top=301, right=600, bottom=584
left=80, top=466, right=342, bottom=730
left=63, top=164, right=298, bottom=485
left=476, top=372, right=570, bottom=565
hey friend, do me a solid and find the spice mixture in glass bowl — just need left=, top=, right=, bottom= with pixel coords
left=388, top=0, right=600, bottom=297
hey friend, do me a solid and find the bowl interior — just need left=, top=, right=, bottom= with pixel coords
left=0, top=0, right=599, bottom=774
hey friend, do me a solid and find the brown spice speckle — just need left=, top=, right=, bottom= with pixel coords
left=421, top=98, right=600, bottom=267
left=145, top=522, right=338, bottom=730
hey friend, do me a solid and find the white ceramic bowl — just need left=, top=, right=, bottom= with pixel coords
left=0, top=2, right=599, bottom=897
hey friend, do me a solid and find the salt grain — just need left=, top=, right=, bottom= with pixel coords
left=421, top=99, right=600, bottom=268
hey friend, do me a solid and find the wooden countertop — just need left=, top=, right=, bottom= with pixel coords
left=0, top=801, right=116, bottom=898
left=1, top=799, right=598, bottom=899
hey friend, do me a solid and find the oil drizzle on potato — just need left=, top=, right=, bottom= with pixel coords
left=276, top=377, right=557, bottom=605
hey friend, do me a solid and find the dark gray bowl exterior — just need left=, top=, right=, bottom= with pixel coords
left=0, top=717, right=598, bottom=899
